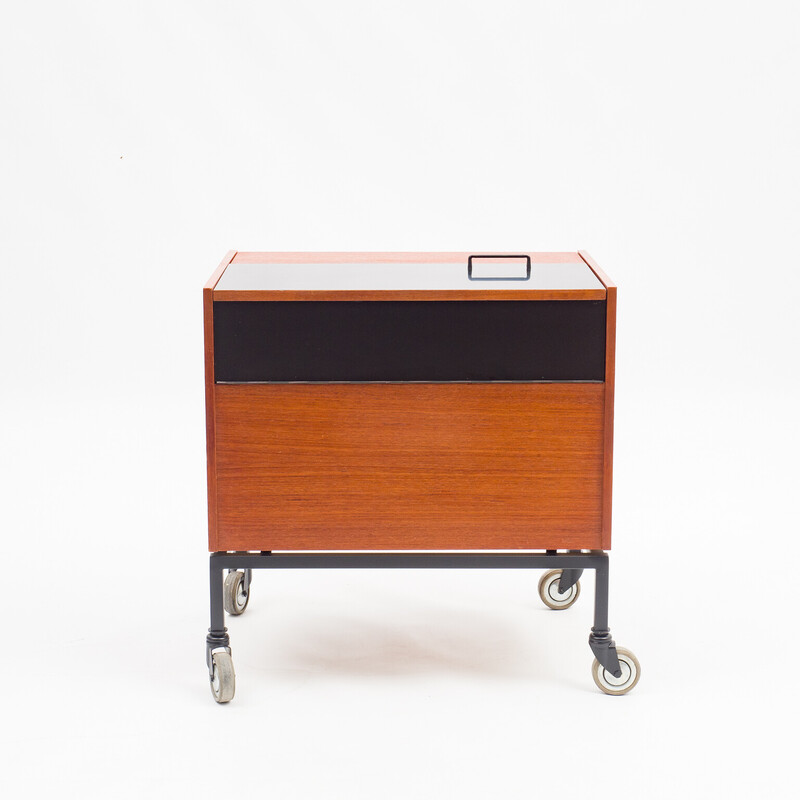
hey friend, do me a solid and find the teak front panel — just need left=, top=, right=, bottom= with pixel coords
left=211, top=383, right=604, bottom=551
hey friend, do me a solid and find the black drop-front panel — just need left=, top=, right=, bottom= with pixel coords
left=213, top=300, right=606, bottom=382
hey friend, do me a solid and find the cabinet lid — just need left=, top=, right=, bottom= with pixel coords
left=211, top=252, right=607, bottom=301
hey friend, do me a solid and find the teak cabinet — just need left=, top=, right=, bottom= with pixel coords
left=202, top=252, right=641, bottom=702
left=203, top=251, right=616, bottom=553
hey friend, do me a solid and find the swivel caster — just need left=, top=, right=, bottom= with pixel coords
left=592, top=646, right=641, bottom=695
left=538, top=569, right=581, bottom=610
left=223, top=570, right=250, bottom=616
left=209, top=650, right=236, bottom=703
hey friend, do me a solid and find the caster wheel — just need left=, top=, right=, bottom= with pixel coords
left=592, top=647, right=641, bottom=695
left=538, top=569, right=580, bottom=610
left=210, top=650, right=235, bottom=703
left=223, top=571, right=249, bottom=615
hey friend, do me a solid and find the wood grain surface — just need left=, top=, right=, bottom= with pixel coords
left=211, top=383, right=605, bottom=551
left=579, top=251, right=616, bottom=548
left=204, top=250, right=237, bottom=550
left=213, top=288, right=605, bottom=301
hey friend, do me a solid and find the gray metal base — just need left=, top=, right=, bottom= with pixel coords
left=206, top=550, right=622, bottom=680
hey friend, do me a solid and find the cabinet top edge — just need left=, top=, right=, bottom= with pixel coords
left=210, top=253, right=609, bottom=298
left=230, top=251, right=584, bottom=264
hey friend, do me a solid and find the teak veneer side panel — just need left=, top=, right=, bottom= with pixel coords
left=204, top=250, right=237, bottom=550
left=231, top=251, right=583, bottom=264
left=212, top=383, right=604, bottom=551
left=579, top=251, right=616, bottom=549
left=213, top=288, right=606, bottom=302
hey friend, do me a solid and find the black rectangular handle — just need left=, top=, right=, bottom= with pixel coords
left=467, top=255, right=531, bottom=281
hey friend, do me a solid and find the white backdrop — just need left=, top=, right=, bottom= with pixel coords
left=1, top=1, right=798, bottom=797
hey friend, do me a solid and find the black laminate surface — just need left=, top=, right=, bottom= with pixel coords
left=213, top=301, right=606, bottom=383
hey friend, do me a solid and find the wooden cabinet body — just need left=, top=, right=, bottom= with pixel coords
left=204, top=252, right=616, bottom=552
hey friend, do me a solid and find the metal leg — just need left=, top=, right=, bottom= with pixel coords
left=243, top=568, right=252, bottom=595
left=558, top=549, right=584, bottom=592
left=206, top=558, right=230, bottom=677
left=558, top=567, right=583, bottom=593
left=588, top=553, right=622, bottom=678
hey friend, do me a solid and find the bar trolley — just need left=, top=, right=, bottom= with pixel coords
left=203, top=251, right=640, bottom=701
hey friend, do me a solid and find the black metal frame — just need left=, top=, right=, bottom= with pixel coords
left=206, top=550, right=623, bottom=680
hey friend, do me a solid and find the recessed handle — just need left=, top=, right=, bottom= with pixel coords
left=468, top=255, right=531, bottom=281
